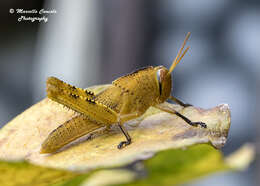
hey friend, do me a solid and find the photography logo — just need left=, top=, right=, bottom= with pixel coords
left=9, top=8, right=57, bottom=23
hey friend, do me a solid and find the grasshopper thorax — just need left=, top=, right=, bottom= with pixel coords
left=155, top=66, right=172, bottom=104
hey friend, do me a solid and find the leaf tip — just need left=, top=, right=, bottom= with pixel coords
left=225, top=143, right=255, bottom=170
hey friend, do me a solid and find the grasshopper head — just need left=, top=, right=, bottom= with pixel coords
left=156, top=32, right=191, bottom=104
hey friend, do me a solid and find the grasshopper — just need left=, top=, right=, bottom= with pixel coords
left=40, top=32, right=206, bottom=154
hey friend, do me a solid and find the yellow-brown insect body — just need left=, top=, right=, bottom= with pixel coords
left=41, top=66, right=171, bottom=153
left=40, top=32, right=201, bottom=153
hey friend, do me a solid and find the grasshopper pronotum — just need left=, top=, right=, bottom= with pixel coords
left=40, top=32, right=206, bottom=154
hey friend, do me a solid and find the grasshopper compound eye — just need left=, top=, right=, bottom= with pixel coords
left=156, top=67, right=164, bottom=95
left=155, top=66, right=171, bottom=103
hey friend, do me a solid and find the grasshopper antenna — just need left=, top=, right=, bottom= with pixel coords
left=168, top=32, right=191, bottom=74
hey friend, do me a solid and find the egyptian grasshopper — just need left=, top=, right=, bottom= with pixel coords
left=40, top=32, right=206, bottom=154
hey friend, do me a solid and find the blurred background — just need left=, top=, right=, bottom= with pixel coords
left=0, top=0, right=258, bottom=185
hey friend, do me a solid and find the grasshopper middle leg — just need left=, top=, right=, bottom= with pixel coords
left=116, top=112, right=140, bottom=149
left=117, top=124, right=132, bottom=149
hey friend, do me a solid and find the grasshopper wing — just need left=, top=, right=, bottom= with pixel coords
left=47, top=77, right=95, bottom=99
left=46, top=77, right=118, bottom=124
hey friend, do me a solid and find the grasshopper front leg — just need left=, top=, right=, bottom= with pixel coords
left=155, top=103, right=207, bottom=128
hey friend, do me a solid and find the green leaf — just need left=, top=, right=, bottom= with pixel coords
left=0, top=160, right=80, bottom=186
left=118, top=144, right=227, bottom=186
left=81, top=144, right=254, bottom=186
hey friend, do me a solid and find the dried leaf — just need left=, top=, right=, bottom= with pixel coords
left=0, top=85, right=230, bottom=171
